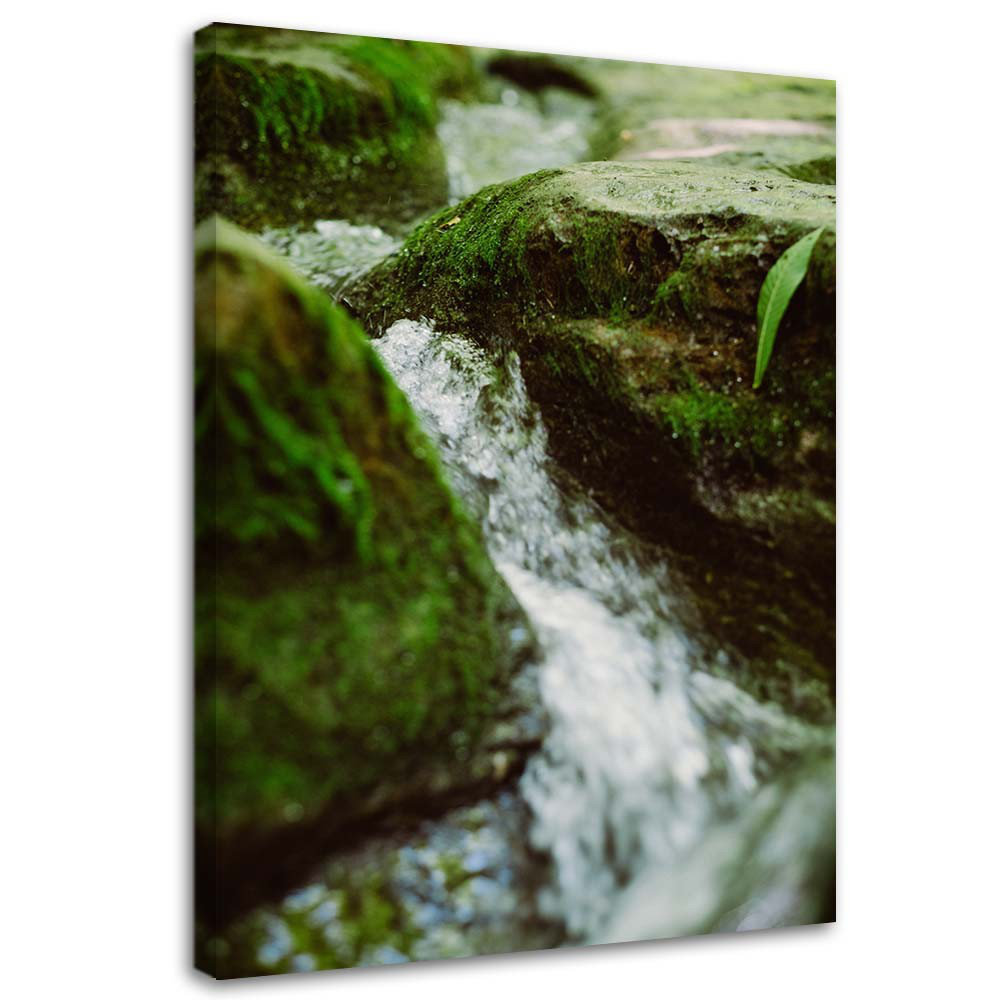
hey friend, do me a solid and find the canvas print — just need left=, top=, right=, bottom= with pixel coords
left=194, top=22, right=835, bottom=979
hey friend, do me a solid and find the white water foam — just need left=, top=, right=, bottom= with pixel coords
left=374, top=319, right=831, bottom=941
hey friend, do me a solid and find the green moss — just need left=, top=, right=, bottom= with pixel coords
left=657, top=384, right=780, bottom=465
left=356, top=161, right=835, bottom=339
left=195, top=217, right=377, bottom=558
left=194, top=26, right=476, bottom=229
left=346, top=161, right=835, bottom=726
left=337, top=33, right=478, bottom=113
left=195, top=218, right=528, bottom=840
left=197, top=344, right=375, bottom=559
left=650, top=348, right=835, bottom=465
left=778, top=155, right=836, bottom=185
left=351, top=161, right=835, bottom=494
left=194, top=53, right=335, bottom=156
left=362, top=171, right=674, bottom=336
left=651, top=271, right=698, bottom=322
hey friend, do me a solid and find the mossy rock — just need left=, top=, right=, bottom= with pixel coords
left=194, top=24, right=478, bottom=231
left=350, top=160, right=835, bottom=719
left=352, top=159, right=835, bottom=321
left=194, top=217, right=536, bottom=947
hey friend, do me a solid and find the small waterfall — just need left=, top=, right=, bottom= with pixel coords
left=255, top=216, right=833, bottom=961
left=373, top=319, right=832, bottom=942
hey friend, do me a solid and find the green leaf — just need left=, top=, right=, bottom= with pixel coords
left=753, top=226, right=825, bottom=389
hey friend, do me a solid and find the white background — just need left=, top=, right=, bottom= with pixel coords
left=2, top=2, right=997, bottom=996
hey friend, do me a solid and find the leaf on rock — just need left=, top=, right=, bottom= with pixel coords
left=753, top=226, right=825, bottom=389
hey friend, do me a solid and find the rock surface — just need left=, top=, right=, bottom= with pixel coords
left=483, top=49, right=835, bottom=180
left=194, top=217, right=538, bottom=946
left=350, top=160, right=836, bottom=719
left=195, top=24, right=478, bottom=231
left=586, top=60, right=836, bottom=180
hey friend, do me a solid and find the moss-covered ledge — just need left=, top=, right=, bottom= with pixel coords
left=349, top=160, right=835, bottom=719
left=194, top=218, right=537, bottom=945
left=194, top=24, right=479, bottom=231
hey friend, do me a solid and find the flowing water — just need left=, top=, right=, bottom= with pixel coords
left=246, top=96, right=834, bottom=969
left=437, top=90, right=594, bottom=200
left=247, top=264, right=833, bottom=969
left=372, top=321, right=833, bottom=945
left=260, top=219, right=401, bottom=297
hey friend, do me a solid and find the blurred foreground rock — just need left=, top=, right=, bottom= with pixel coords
left=194, top=218, right=538, bottom=968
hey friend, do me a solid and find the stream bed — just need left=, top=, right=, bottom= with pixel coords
left=243, top=89, right=834, bottom=973
left=240, top=303, right=833, bottom=972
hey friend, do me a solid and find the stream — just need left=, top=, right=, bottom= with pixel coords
left=372, top=322, right=833, bottom=946
left=249, top=87, right=835, bottom=971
